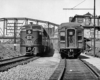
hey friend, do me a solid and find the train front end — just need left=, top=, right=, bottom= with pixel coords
left=59, top=22, right=84, bottom=58
left=20, top=24, right=43, bottom=56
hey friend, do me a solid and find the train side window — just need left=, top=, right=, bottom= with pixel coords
left=78, top=36, right=82, bottom=41
left=60, top=32, right=65, bottom=41
left=77, top=30, right=82, bottom=41
left=77, top=30, right=82, bottom=36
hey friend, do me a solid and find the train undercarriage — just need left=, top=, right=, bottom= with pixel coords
left=25, top=45, right=52, bottom=57
left=60, top=48, right=82, bottom=58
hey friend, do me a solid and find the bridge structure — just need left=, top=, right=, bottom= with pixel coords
left=0, top=17, right=59, bottom=50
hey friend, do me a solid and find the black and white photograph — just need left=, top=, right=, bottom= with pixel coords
left=0, top=0, right=100, bottom=80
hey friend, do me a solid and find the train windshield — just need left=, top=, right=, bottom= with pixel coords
left=60, top=32, right=65, bottom=41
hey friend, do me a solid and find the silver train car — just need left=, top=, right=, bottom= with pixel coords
left=58, top=22, right=84, bottom=58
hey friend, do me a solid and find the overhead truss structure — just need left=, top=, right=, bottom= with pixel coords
left=0, top=17, right=59, bottom=39
left=0, top=17, right=59, bottom=51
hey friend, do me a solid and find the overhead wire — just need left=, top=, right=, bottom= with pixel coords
left=72, top=0, right=86, bottom=8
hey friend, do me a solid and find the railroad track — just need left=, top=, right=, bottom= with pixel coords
left=0, top=56, right=39, bottom=72
left=0, top=55, right=26, bottom=62
left=49, top=56, right=100, bottom=80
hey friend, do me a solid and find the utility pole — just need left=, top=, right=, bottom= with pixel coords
left=93, top=0, right=96, bottom=56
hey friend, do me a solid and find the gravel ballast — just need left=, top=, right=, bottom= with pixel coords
left=0, top=52, right=61, bottom=80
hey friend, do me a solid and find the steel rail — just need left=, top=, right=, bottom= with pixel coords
left=49, top=58, right=66, bottom=80
left=80, top=59, right=100, bottom=80
left=0, top=56, right=32, bottom=66
left=0, top=56, right=39, bottom=72
left=49, top=57, right=100, bottom=80
left=0, top=55, right=25, bottom=62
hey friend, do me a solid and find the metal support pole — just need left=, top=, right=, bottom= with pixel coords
left=47, top=22, right=50, bottom=46
left=48, top=22, right=50, bottom=36
left=93, top=0, right=96, bottom=56
left=3, top=19, right=6, bottom=43
left=14, top=19, right=17, bottom=51
left=3, top=19, right=6, bottom=37
left=53, top=26, right=55, bottom=37
left=90, top=29, right=92, bottom=47
left=37, top=21, right=39, bottom=25
left=5, top=19, right=7, bottom=35
left=25, top=19, right=28, bottom=25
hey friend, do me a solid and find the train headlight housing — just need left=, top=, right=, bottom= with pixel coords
left=68, top=29, right=75, bottom=36
left=69, top=31, right=73, bottom=36
left=26, top=47, right=33, bottom=52
left=39, top=32, right=42, bottom=35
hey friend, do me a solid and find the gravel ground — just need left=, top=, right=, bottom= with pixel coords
left=0, top=43, right=21, bottom=60
left=0, top=52, right=61, bottom=80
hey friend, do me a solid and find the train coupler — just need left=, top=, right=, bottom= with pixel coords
left=68, top=49, right=74, bottom=57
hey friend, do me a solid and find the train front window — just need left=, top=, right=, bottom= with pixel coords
left=60, top=32, right=65, bottom=41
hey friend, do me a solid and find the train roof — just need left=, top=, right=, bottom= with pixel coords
left=59, top=22, right=83, bottom=29
left=22, top=24, right=42, bottom=30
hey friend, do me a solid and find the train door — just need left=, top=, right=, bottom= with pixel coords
left=66, top=29, right=76, bottom=48
left=59, top=31, right=66, bottom=48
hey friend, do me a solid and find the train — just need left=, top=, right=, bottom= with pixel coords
left=58, top=22, right=84, bottom=58
left=20, top=23, right=53, bottom=56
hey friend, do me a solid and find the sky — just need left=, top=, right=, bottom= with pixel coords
left=0, top=0, right=100, bottom=24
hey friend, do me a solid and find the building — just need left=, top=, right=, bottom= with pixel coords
left=70, top=12, right=100, bottom=39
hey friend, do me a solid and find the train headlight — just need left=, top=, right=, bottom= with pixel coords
left=68, top=29, right=75, bottom=36
left=39, top=32, right=42, bottom=35
left=69, top=31, right=73, bottom=35
left=26, top=30, right=32, bottom=34
left=26, top=47, right=32, bottom=52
